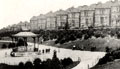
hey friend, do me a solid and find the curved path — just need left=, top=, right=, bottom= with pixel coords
left=0, top=40, right=106, bottom=69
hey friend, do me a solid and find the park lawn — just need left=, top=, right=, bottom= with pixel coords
left=42, top=38, right=105, bottom=51
left=65, top=61, right=80, bottom=69
left=1, top=36, right=120, bottom=52
left=91, top=59, right=120, bottom=69
left=43, top=37, right=120, bottom=52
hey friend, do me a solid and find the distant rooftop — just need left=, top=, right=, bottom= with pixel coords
left=55, top=9, right=68, bottom=15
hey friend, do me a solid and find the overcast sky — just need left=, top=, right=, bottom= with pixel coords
left=0, top=0, right=110, bottom=29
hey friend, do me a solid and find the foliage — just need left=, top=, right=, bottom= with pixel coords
left=18, top=62, right=24, bottom=69
left=1, top=44, right=7, bottom=49
left=98, top=48, right=120, bottom=65
left=8, top=43, right=15, bottom=48
left=91, top=46, right=96, bottom=51
left=33, top=58, right=41, bottom=68
left=61, top=57, right=73, bottom=67
left=25, top=61, right=33, bottom=69
left=16, top=39, right=27, bottom=46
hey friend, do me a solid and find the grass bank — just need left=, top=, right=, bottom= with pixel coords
left=43, top=36, right=120, bottom=52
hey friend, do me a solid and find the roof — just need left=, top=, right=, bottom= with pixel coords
left=94, top=0, right=120, bottom=8
left=13, top=31, right=37, bottom=37
left=55, top=9, right=68, bottom=15
left=67, top=7, right=80, bottom=13
left=30, top=16, right=38, bottom=21
left=78, top=5, right=95, bottom=11
left=112, top=0, right=120, bottom=6
left=37, top=14, right=46, bottom=19
left=46, top=11, right=56, bottom=17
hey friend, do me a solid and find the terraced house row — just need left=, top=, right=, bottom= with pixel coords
left=2, top=0, right=120, bottom=31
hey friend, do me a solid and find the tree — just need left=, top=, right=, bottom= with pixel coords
left=33, top=58, right=41, bottom=69
left=106, top=46, right=110, bottom=52
left=46, top=59, right=52, bottom=69
left=25, top=61, right=33, bottom=69
left=18, top=62, right=24, bottom=69
left=91, top=46, right=96, bottom=51
left=51, top=50, right=61, bottom=69
left=8, top=43, right=15, bottom=48
left=61, top=57, right=73, bottom=67
left=1, top=44, right=7, bottom=49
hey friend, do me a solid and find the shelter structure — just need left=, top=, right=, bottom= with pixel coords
left=12, top=27, right=39, bottom=52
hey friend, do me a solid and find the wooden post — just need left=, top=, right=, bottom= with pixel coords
left=26, top=37, right=28, bottom=51
left=37, top=36, right=39, bottom=51
left=33, top=37, right=36, bottom=51
left=23, top=37, right=27, bottom=51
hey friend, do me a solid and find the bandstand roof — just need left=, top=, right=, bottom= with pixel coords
left=13, top=27, right=37, bottom=37
left=13, top=32, right=37, bottom=37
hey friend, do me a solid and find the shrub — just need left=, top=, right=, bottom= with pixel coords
left=112, top=50, right=120, bottom=59
left=33, top=58, right=41, bottom=69
left=46, top=59, right=52, bottom=68
left=33, top=58, right=41, bottom=66
left=61, top=57, right=73, bottom=67
left=18, top=62, right=24, bottom=69
left=117, top=33, right=120, bottom=39
left=84, top=34, right=90, bottom=40
left=1, top=44, right=7, bottom=49
left=97, top=49, right=120, bottom=65
left=98, top=53, right=114, bottom=65
left=8, top=43, right=15, bottom=48
left=106, top=46, right=110, bottom=52
left=55, top=40, right=59, bottom=44
left=51, top=58, right=61, bottom=69
left=41, top=61, right=48, bottom=69
left=91, top=46, right=96, bottom=51
left=51, top=50, right=61, bottom=69
left=25, top=61, right=33, bottom=69
left=66, top=57, right=73, bottom=64
left=59, top=39, right=66, bottom=44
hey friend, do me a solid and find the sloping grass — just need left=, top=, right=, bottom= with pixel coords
left=91, top=59, right=120, bottom=69
left=65, top=61, right=80, bottom=69
left=43, top=37, right=120, bottom=52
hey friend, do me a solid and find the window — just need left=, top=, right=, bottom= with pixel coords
left=101, top=10, right=104, bottom=14
left=72, top=20, right=75, bottom=26
left=117, top=7, right=120, bottom=12
left=84, top=11, right=88, bottom=16
left=86, top=19, right=88, bottom=26
left=68, top=14, right=72, bottom=18
left=101, top=17, right=104, bottom=25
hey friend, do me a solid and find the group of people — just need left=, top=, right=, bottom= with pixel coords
left=38, top=48, right=51, bottom=54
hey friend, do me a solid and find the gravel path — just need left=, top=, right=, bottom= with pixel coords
left=0, top=40, right=106, bottom=69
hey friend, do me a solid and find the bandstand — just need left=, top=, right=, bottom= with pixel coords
left=10, top=28, right=40, bottom=57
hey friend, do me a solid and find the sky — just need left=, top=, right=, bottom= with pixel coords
left=0, top=0, right=110, bottom=29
